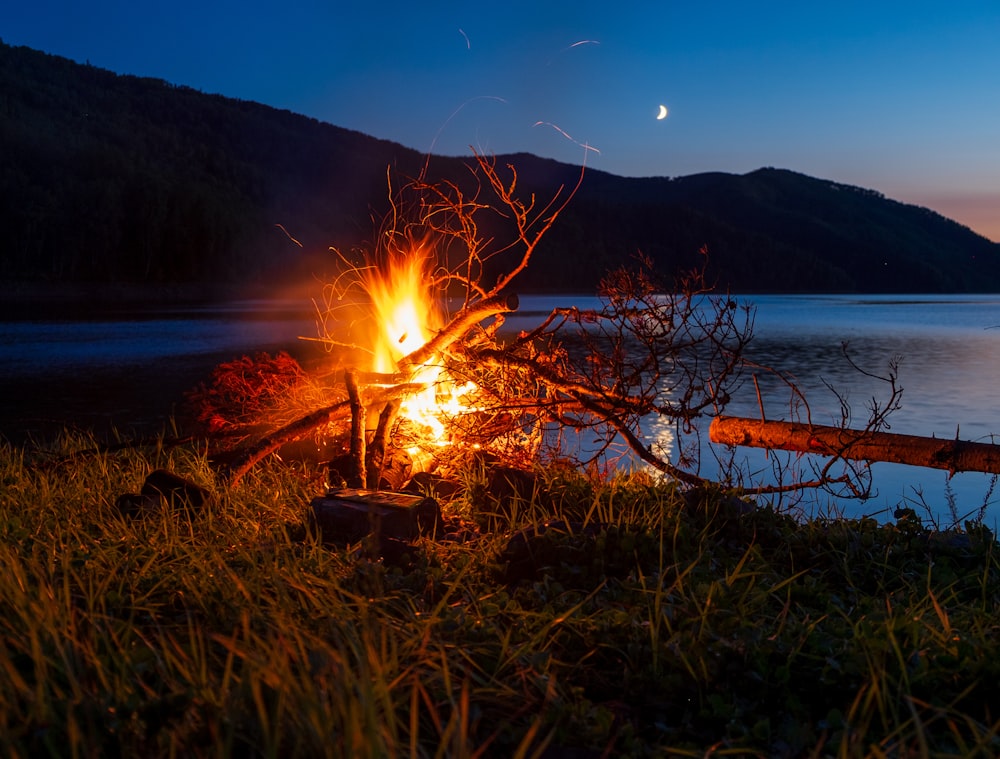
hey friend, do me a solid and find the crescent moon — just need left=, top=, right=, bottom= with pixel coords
left=656, top=104, right=668, bottom=120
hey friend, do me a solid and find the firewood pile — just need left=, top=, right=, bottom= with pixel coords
left=180, top=153, right=914, bottom=510
left=170, top=155, right=751, bottom=497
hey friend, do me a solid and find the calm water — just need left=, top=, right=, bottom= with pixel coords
left=0, top=300, right=327, bottom=443
left=2, top=294, right=999, bottom=524
left=707, top=295, right=1000, bottom=523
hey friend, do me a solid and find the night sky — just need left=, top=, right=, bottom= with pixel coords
left=4, top=1, right=998, bottom=240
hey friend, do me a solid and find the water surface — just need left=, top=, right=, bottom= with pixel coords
left=2, top=293, right=999, bottom=524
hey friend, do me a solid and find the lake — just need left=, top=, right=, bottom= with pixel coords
left=704, top=294, right=1000, bottom=524
left=2, top=293, right=999, bottom=525
left=0, top=299, right=329, bottom=443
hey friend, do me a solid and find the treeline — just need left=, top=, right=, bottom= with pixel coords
left=2, top=41, right=999, bottom=294
left=0, top=41, right=426, bottom=289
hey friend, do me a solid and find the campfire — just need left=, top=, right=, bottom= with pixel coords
left=178, top=150, right=963, bottom=545
left=195, top=153, right=760, bottom=512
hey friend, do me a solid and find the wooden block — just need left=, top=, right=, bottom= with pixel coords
left=308, top=488, right=441, bottom=543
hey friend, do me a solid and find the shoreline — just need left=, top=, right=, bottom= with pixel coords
left=0, top=280, right=326, bottom=320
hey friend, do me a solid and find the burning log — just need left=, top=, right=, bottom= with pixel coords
left=710, top=415, right=1000, bottom=475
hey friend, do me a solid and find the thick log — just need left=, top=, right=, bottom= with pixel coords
left=710, top=415, right=1000, bottom=475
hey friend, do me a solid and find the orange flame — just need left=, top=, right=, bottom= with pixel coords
left=366, top=242, right=441, bottom=375
left=364, top=240, right=475, bottom=446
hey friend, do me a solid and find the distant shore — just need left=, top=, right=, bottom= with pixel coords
left=0, top=281, right=316, bottom=318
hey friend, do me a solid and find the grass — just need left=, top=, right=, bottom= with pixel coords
left=1, top=432, right=1000, bottom=757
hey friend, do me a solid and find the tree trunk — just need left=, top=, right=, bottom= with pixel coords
left=710, top=416, right=1000, bottom=475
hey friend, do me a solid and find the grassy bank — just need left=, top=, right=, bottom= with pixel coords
left=1, top=433, right=999, bottom=757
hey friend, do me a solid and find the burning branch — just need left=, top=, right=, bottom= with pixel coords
left=397, top=292, right=519, bottom=373
left=345, top=369, right=366, bottom=488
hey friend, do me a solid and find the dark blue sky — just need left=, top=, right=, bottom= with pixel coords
left=4, top=1, right=998, bottom=240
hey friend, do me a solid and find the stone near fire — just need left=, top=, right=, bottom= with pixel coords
left=327, top=447, right=417, bottom=491
left=403, top=471, right=463, bottom=501
left=471, top=465, right=547, bottom=528
left=141, top=469, right=213, bottom=513
left=115, top=469, right=213, bottom=518
left=372, top=447, right=414, bottom=490
left=487, top=465, right=540, bottom=506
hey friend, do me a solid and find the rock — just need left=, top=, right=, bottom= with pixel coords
left=328, top=447, right=418, bottom=490
left=114, top=492, right=164, bottom=519
left=470, top=465, right=546, bottom=529
left=114, top=469, right=212, bottom=519
left=141, top=469, right=212, bottom=513
left=326, top=453, right=364, bottom=489
left=370, top=446, right=413, bottom=490
left=403, top=471, right=463, bottom=500
left=488, top=465, right=540, bottom=505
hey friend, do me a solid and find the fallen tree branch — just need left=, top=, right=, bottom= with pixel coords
left=216, top=400, right=349, bottom=486
left=710, top=416, right=1000, bottom=475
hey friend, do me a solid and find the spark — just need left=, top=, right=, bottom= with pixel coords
left=532, top=121, right=601, bottom=155
left=458, top=28, right=470, bottom=49
left=275, top=223, right=303, bottom=247
left=548, top=39, right=600, bottom=65
left=424, top=95, right=508, bottom=167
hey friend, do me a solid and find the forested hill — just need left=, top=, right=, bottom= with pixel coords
left=3, top=40, right=999, bottom=295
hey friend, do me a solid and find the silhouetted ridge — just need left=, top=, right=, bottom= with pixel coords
left=2, top=41, right=998, bottom=294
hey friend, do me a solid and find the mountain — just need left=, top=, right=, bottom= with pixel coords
left=2, top=40, right=998, bottom=296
